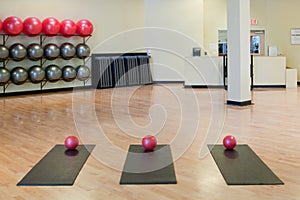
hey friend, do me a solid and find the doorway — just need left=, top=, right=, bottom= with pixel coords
left=218, top=29, right=266, bottom=56
left=250, top=30, right=265, bottom=56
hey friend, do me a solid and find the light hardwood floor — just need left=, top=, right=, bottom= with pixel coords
left=0, top=84, right=300, bottom=200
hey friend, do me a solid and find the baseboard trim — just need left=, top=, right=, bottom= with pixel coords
left=184, top=85, right=224, bottom=89
left=0, top=86, right=92, bottom=97
left=252, top=85, right=286, bottom=88
left=153, top=81, right=184, bottom=84
left=227, top=100, right=252, bottom=106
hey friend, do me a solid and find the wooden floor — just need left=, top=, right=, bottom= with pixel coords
left=1, top=84, right=300, bottom=199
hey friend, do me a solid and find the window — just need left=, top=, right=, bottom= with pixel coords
left=218, top=30, right=266, bottom=56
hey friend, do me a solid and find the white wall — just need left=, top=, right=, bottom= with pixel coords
left=251, top=0, right=300, bottom=81
left=203, top=0, right=227, bottom=56
left=3, top=1, right=300, bottom=82
left=204, top=0, right=300, bottom=81
left=1, top=0, right=205, bottom=82
left=0, top=0, right=146, bottom=92
left=144, top=0, right=204, bottom=81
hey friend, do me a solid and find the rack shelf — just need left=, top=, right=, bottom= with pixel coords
left=0, top=33, right=92, bottom=96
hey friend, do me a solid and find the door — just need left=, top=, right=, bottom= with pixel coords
left=250, top=30, right=265, bottom=56
left=218, top=29, right=266, bottom=56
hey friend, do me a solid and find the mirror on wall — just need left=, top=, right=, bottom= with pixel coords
left=218, top=29, right=266, bottom=56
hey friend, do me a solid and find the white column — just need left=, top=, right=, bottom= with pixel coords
left=227, top=0, right=252, bottom=106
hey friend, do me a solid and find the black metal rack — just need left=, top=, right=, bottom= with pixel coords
left=0, top=33, right=92, bottom=96
left=91, top=53, right=153, bottom=89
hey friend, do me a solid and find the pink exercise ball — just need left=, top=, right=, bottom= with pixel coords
left=60, top=19, right=76, bottom=37
left=3, top=16, right=23, bottom=36
left=23, top=17, right=42, bottom=36
left=76, top=19, right=93, bottom=37
left=42, top=17, right=60, bottom=36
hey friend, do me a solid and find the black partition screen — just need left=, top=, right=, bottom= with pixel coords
left=92, top=53, right=153, bottom=89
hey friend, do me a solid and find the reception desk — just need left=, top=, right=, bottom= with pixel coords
left=253, top=56, right=286, bottom=86
left=184, top=56, right=223, bottom=86
left=184, top=56, right=286, bottom=87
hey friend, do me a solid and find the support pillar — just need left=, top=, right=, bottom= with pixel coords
left=227, top=0, right=252, bottom=106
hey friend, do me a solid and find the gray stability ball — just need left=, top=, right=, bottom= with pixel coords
left=0, top=68, right=10, bottom=85
left=76, top=65, right=90, bottom=81
left=76, top=43, right=90, bottom=59
left=10, top=67, right=28, bottom=85
left=28, top=65, right=45, bottom=84
left=9, top=43, right=27, bottom=61
left=60, top=43, right=76, bottom=60
left=27, top=43, right=44, bottom=61
left=0, top=45, right=9, bottom=62
left=45, top=65, right=62, bottom=82
left=44, top=43, right=60, bottom=60
left=62, top=65, right=76, bottom=82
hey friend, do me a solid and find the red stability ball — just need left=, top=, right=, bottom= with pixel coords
left=64, top=136, right=79, bottom=150
left=42, top=17, right=60, bottom=36
left=223, top=135, right=237, bottom=150
left=60, top=19, right=76, bottom=37
left=3, top=16, right=23, bottom=36
left=23, top=17, right=42, bottom=36
left=76, top=19, right=93, bottom=37
left=142, top=135, right=157, bottom=151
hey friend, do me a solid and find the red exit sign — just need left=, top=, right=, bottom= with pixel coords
left=250, top=19, right=258, bottom=25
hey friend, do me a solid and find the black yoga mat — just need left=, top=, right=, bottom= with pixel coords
left=120, top=144, right=177, bottom=184
left=17, top=144, right=95, bottom=186
left=208, top=144, right=284, bottom=185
